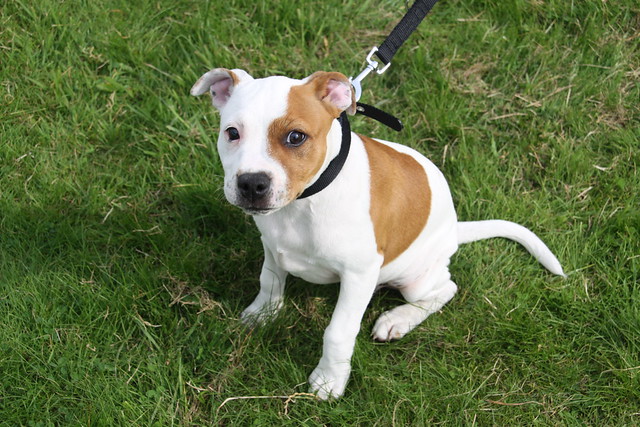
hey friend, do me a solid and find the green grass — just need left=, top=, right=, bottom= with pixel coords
left=1, top=0, right=638, bottom=424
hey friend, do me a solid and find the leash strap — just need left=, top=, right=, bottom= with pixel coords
left=297, top=112, right=351, bottom=199
left=375, top=0, right=440, bottom=66
left=356, top=102, right=403, bottom=132
left=350, top=0, right=439, bottom=102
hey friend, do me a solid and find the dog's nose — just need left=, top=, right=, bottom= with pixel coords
left=237, top=172, right=272, bottom=201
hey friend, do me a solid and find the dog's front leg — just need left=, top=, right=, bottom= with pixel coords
left=241, top=240, right=287, bottom=325
left=308, top=268, right=379, bottom=399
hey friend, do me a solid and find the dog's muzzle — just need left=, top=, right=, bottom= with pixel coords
left=236, top=172, right=273, bottom=214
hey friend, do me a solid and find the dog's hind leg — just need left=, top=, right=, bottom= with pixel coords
left=371, top=266, right=457, bottom=342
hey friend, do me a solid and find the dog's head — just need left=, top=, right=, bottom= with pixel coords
left=191, top=69, right=356, bottom=215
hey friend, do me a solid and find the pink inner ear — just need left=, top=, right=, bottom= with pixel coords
left=210, top=77, right=233, bottom=108
left=324, top=79, right=353, bottom=111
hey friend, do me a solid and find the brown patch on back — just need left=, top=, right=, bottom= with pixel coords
left=361, top=135, right=431, bottom=265
left=267, top=73, right=348, bottom=200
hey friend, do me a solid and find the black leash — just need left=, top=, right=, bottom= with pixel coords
left=355, top=102, right=403, bottom=132
left=375, top=0, right=440, bottom=67
left=350, top=0, right=440, bottom=132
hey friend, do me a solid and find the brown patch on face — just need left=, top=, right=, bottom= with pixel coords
left=268, top=73, right=349, bottom=200
left=361, top=135, right=431, bottom=265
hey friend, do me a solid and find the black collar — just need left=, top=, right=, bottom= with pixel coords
left=297, top=112, right=351, bottom=199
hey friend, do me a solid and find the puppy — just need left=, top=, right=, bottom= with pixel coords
left=191, top=68, right=565, bottom=399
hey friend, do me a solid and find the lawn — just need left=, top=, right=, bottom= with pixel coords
left=1, top=0, right=638, bottom=424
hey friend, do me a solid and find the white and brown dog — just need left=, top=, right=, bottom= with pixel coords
left=191, top=69, right=565, bottom=399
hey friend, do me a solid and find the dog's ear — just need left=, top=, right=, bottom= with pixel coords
left=307, top=72, right=357, bottom=117
left=190, top=68, right=253, bottom=109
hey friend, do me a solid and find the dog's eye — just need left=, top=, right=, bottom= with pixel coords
left=285, top=130, right=307, bottom=147
left=226, top=127, right=240, bottom=141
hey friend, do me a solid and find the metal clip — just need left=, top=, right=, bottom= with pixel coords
left=350, top=47, right=391, bottom=101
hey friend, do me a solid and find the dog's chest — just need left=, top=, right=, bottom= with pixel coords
left=274, top=246, right=338, bottom=284
left=255, top=210, right=342, bottom=284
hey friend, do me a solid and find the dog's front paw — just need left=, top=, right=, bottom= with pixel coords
left=240, top=299, right=283, bottom=326
left=308, top=363, right=351, bottom=400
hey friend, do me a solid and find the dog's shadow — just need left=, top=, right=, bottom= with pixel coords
left=172, top=186, right=262, bottom=304
left=177, top=188, right=360, bottom=361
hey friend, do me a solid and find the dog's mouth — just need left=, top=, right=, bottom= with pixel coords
left=239, top=205, right=278, bottom=216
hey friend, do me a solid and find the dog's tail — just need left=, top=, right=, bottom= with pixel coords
left=457, top=220, right=566, bottom=277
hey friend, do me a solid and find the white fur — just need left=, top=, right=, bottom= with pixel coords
left=216, top=75, right=298, bottom=210
left=191, top=69, right=565, bottom=400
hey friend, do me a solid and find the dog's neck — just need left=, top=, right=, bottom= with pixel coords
left=297, top=113, right=351, bottom=199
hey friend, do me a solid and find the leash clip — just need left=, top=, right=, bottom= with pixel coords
left=350, top=47, right=391, bottom=101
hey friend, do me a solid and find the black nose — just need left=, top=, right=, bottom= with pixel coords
left=237, top=172, right=272, bottom=202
